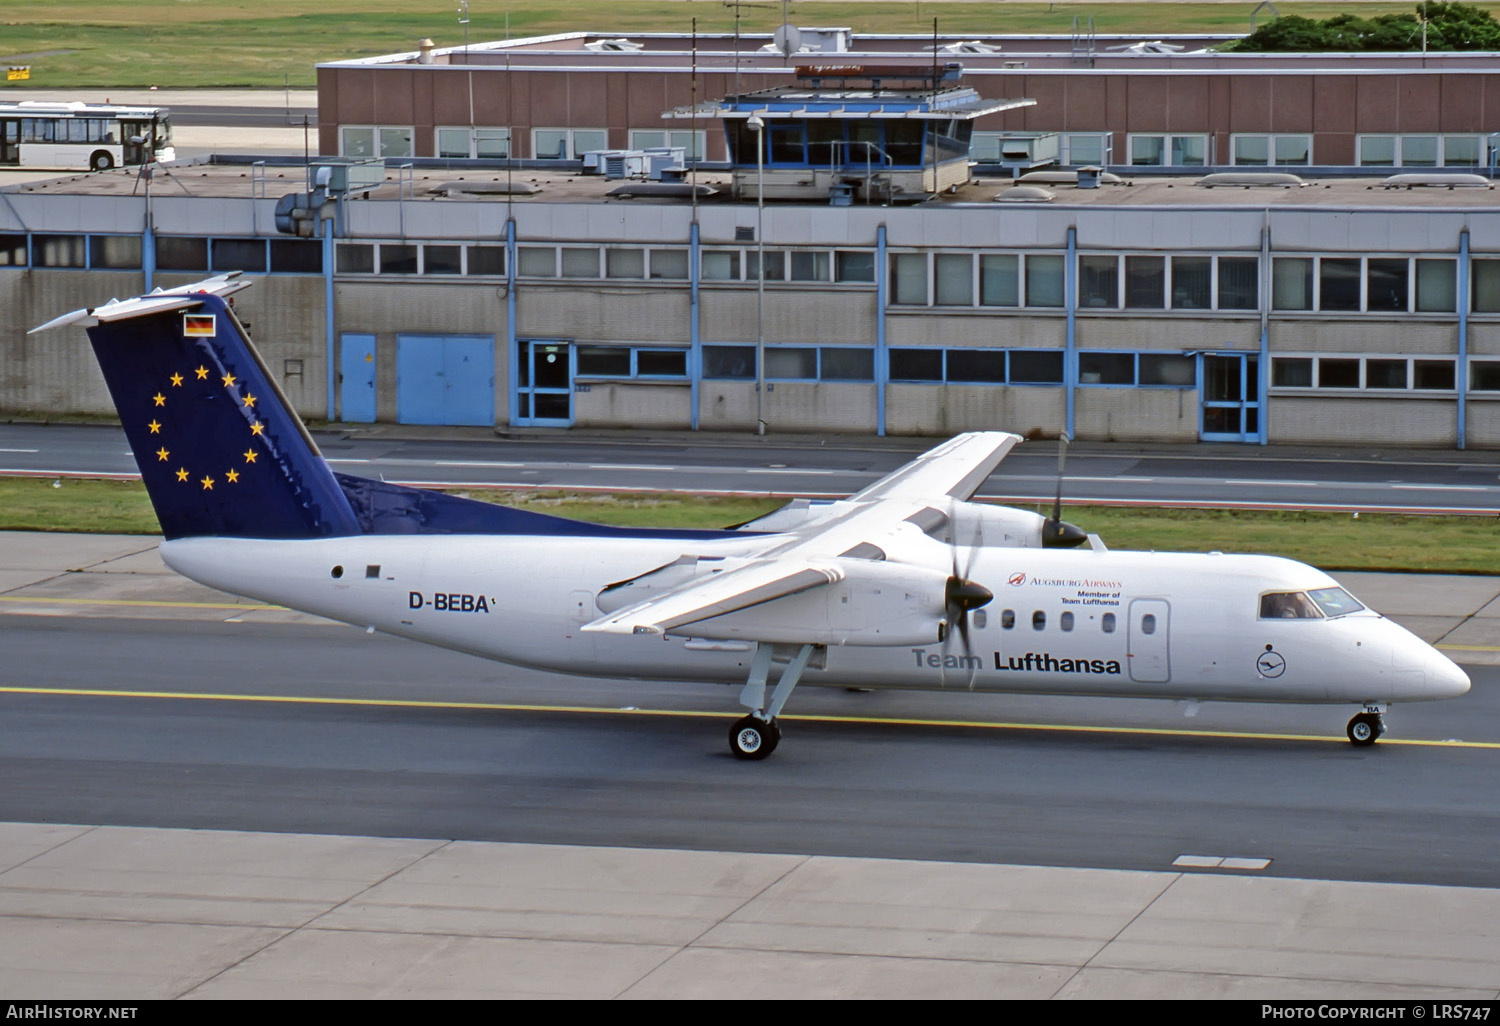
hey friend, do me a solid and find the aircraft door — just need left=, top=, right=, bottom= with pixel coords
left=1127, top=599, right=1170, bottom=683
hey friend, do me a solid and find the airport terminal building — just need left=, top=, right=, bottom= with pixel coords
left=5, top=28, right=1500, bottom=448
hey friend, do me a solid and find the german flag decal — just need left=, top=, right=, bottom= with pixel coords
left=183, top=313, right=216, bottom=337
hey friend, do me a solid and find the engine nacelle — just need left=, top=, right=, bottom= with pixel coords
left=942, top=501, right=1050, bottom=549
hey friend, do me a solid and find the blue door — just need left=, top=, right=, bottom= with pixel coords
left=338, top=333, right=377, bottom=423
left=514, top=340, right=573, bottom=427
left=1200, top=354, right=1260, bottom=442
left=395, top=334, right=495, bottom=426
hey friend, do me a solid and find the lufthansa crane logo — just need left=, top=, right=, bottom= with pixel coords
left=1256, top=647, right=1286, bottom=678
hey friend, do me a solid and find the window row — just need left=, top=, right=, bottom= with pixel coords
left=1356, top=134, right=1487, bottom=169
left=1272, top=257, right=1455, bottom=313
left=990, top=609, right=1119, bottom=633
left=0, top=233, right=322, bottom=273
left=336, top=241, right=506, bottom=276
left=1271, top=356, right=1456, bottom=391
left=344, top=125, right=708, bottom=162
left=575, top=345, right=688, bottom=380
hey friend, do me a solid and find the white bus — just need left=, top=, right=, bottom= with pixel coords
left=0, top=102, right=174, bottom=171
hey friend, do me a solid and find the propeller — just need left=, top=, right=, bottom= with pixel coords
left=939, top=506, right=993, bottom=688
left=1042, top=432, right=1088, bottom=548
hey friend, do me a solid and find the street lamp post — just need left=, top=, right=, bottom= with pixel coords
left=748, top=114, right=766, bottom=436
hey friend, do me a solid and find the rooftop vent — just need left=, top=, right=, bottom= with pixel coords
left=1017, top=169, right=1124, bottom=186
left=1197, top=172, right=1307, bottom=188
left=997, top=185, right=1055, bottom=203
left=928, top=40, right=1004, bottom=54
left=584, top=38, right=645, bottom=52
left=1381, top=173, right=1491, bottom=190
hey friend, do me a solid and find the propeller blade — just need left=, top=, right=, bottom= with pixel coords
left=1041, top=431, right=1087, bottom=547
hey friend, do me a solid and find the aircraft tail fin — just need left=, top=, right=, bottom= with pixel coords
left=33, top=274, right=362, bottom=540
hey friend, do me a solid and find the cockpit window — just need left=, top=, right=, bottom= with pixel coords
left=1308, top=587, right=1365, bottom=618
left=1259, top=591, right=1323, bottom=619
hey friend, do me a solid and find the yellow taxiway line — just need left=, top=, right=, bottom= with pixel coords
left=1, top=685, right=1497, bottom=749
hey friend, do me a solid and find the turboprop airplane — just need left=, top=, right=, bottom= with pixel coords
left=32, top=274, right=1470, bottom=758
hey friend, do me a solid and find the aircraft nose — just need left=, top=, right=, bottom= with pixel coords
left=1426, top=651, right=1471, bottom=699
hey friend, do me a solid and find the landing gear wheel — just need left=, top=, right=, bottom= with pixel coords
left=1347, top=712, right=1384, bottom=747
left=729, top=716, right=780, bottom=760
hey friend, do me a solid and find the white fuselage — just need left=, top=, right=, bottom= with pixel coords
left=160, top=532, right=1469, bottom=707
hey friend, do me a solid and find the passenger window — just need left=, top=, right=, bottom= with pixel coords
left=1001, top=609, right=1015, bottom=629
left=1060, top=611, right=1074, bottom=632
left=973, top=610, right=987, bottom=630
left=1032, top=610, right=1046, bottom=630
left=1102, top=612, right=1115, bottom=633
left=1141, top=613, right=1156, bottom=635
left=1260, top=591, right=1323, bottom=619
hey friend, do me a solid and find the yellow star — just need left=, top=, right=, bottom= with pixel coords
left=250, top=421, right=264, bottom=436
left=169, top=373, right=184, bottom=387
left=200, top=476, right=214, bottom=490
left=155, top=447, right=169, bottom=462
left=243, top=393, right=257, bottom=408
left=222, top=372, right=236, bottom=388
left=152, top=393, right=166, bottom=407
left=243, top=448, right=257, bottom=464
left=175, top=468, right=189, bottom=482
left=194, top=366, right=209, bottom=380
left=147, top=420, right=161, bottom=434
left=226, top=469, right=240, bottom=484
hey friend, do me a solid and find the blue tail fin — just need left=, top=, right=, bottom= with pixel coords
left=43, top=277, right=362, bottom=540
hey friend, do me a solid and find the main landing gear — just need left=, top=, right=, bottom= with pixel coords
left=729, top=642, right=821, bottom=760
left=1346, top=705, right=1387, bottom=747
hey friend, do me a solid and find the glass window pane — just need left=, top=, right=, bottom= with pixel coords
left=891, top=253, right=927, bottom=305
left=270, top=239, right=323, bottom=273
left=1171, top=135, right=1206, bottom=166
left=1275, top=135, right=1311, bottom=165
left=211, top=238, right=265, bottom=273
left=1472, top=361, right=1500, bottom=390
left=1272, top=258, right=1312, bottom=310
left=378, top=127, right=413, bottom=158
left=1414, top=360, right=1454, bottom=390
left=572, top=130, right=607, bottom=156
left=1233, top=135, right=1269, bottom=165
left=701, top=250, right=740, bottom=281
left=1033, top=610, right=1046, bottom=630
left=1025, top=255, right=1065, bottom=307
left=1319, top=358, right=1360, bottom=388
left=89, top=235, right=141, bottom=269
left=819, top=348, right=874, bottom=381
left=0, top=233, right=26, bottom=266
left=156, top=236, right=208, bottom=271
left=577, top=345, right=631, bottom=376
left=1009, top=350, right=1064, bottom=384
left=1365, top=359, right=1407, bottom=389
left=534, top=130, right=567, bottom=159
left=946, top=350, right=1005, bottom=383
left=518, top=247, right=556, bottom=277
left=890, top=348, right=943, bottom=381
left=1170, top=256, right=1211, bottom=309
left=747, top=250, right=784, bottom=282
left=765, top=347, right=816, bottom=379
left=1272, top=357, right=1313, bottom=387
left=467, top=245, right=505, bottom=276
left=475, top=129, right=509, bottom=158
left=424, top=245, right=462, bottom=275
left=1124, top=255, right=1165, bottom=308
left=934, top=253, right=973, bottom=306
left=650, top=249, right=688, bottom=280
left=703, top=345, right=755, bottom=379
left=1474, top=260, right=1500, bottom=312
left=606, top=248, right=645, bottom=279
left=341, top=127, right=375, bottom=157
left=335, top=242, right=373, bottom=274
left=789, top=251, right=830, bottom=282
left=1319, top=258, right=1362, bottom=311
left=437, top=128, right=470, bottom=158
left=1079, top=255, right=1118, bottom=308
left=1139, top=354, right=1195, bottom=386
left=1443, top=135, right=1480, bottom=167
left=979, top=254, right=1019, bottom=307
left=560, top=248, right=599, bottom=278
left=835, top=250, right=875, bottom=283
left=1218, top=257, right=1259, bottom=310
left=379, top=244, right=417, bottom=274
left=1402, top=135, right=1438, bottom=167
left=637, top=349, right=687, bottom=377
left=1065, top=133, right=1104, bottom=165
left=35, top=234, right=86, bottom=268
left=1360, top=135, right=1396, bottom=166
left=1130, top=135, right=1164, bottom=165
left=1366, top=258, right=1408, bottom=312
left=1416, top=259, right=1456, bottom=312
left=1079, top=352, right=1134, bottom=385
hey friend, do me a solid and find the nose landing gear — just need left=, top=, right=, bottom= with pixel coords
left=1346, top=706, right=1387, bottom=747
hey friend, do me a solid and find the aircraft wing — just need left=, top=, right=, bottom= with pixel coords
left=582, top=558, right=843, bottom=635
left=848, top=430, right=1021, bottom=504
